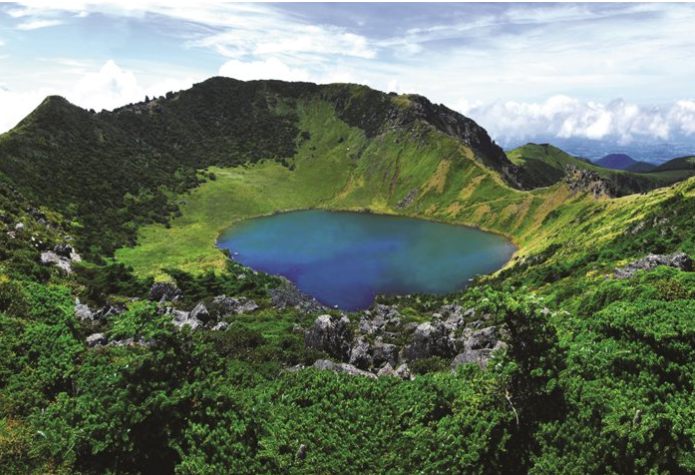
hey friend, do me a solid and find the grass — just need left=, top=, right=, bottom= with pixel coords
left=116, top=97, right=695, bottom=282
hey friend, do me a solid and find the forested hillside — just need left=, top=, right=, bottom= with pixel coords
left=2, top=79, right=695, bottom=474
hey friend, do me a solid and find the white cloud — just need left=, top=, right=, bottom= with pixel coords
left=458, top=96, right=695, bottom=145
left=16, top=19, right=63, bottom=30
left=0, top=60, right=197, bottom=132
left=219, top=58, right=310, bottom=82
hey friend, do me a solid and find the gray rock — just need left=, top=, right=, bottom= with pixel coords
left=271, top=281, right=327, bottom=313
left=40, top=250, right=73, bottom=273
left=395, top=363, right=414, bottom=381
left=93, top=304, right=126, bottom=321
left=371, top=338, right=398, bottom=367
left=190, top=303, right=211, bottom=324
left=237, top=298, right=259, bottom=314
left=614, top=252, right=693, bottom=279
left=349, top=337, right=372, bottom=369
left=211, top=321, right=230, bottom=331
left=305, top=315, right=352, bottom=360
left=86, top=333, right=107, bottom=347
left=312, top=359, right=377, bottom=379
left=75, top=299, right=94, bottom=322
left=53, top=243, right=73, bottom=258
left=466, top=326, right=497, bottom=350
left=148, top=283, right=183, bottom=303
left=403, top=321, right=456, bottom=361
left=359, top=304, right=401, bottom=335
left=377, top=363, right=396, bottom=377
left=167, top=308, right=202, bottom=330
left=451, top=341, right=507, bottom=371
left=211, top=295, right=259, bottom=316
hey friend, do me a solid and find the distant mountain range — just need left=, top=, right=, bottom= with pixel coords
left=593, top=153, right=657, bottom=172
left=591, top=152, right=695, bottom=175
left=502, top=136, right=695, bottom=164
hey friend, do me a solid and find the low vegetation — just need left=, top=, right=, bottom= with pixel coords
left=2, top=78, right=695, bottom=474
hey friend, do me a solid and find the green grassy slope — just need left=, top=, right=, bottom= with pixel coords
left=654, top=155, right=695, bottom=171
left=0, top=78, right=519, bottom=261
left=4, top=79, right=695, bottom=474
left=509, top=143, right=695, bottom=192
left=116, top=100, right=572, bottom=279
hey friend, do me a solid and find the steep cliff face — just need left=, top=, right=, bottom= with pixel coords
left=389, top=94, right=517, bottom=183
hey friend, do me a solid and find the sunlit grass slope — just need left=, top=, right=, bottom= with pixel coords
left=116, top=101, right=576, bottom=279
left=117, top=98, right=695, bottom=281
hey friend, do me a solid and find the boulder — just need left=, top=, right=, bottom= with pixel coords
left=403, top=321, right=456, bottom=361
left=167, top=308, right=202, bottom=330
left=614, top=252, right=693, bottom=279
left=359, top=304, right=401, bottom=335
left=395, top=363, right=414, bottom=381
left=377, top=362, right=413, bottom=380
left=312, top=359, right=377, bottom=379
left=211, top=295, right=259, bottom=316
left=148, top=283, right=183, bottom=303
left=304, top=315, right=352, bottom=360
left=451, top=341, right=506, bottom=371
left=93, top=304, right=126, bottom=321
left=53, top=243, right=74, bottom=258
left=371, top=338, right=399, bottom=368
left=40, top=251, right=73, bottom=273
left=211, top=321, right=230, bottom=331
left=348, top=337, right=372, bottom=369
left=466, top=326, right=497, bottom=350
left=75, top=299, right=94, bottom=322
left=190, top=302, right=211, bottom=324
left=377, top=363, right=397, bottom=378
left=271, top=281, right=327, bottom=313
left=86, top=333, right=107, bottom=347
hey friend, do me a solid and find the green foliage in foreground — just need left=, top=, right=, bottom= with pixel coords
left=3, top=258, right=695, bottom=474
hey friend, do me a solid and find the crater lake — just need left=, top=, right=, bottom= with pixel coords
left=218, top=210, right=516, bottom=310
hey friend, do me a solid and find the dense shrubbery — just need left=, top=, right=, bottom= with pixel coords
left=3, top=79, right=695, bottom=474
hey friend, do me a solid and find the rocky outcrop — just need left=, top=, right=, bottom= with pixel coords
left=189, top=302, right=211, bottom=324
left=451, top=327, right=506, bottom=371
left=148, top=283, right=183, bottom=303
left=614, top=252, right=693, bottom=279
left=564, top=164, right=617, bottom=198
left=167, top=308, right=202, bottom=331
left=271, top=281, right=327, bottom=314
left=348, top=336, right=372, bottom=369
left=74, top=299, right=126, bottom=323
left=358, top=304, right=402, bottom=335
left=376, top=362, right=414, bottom=380
left=40, top=243, right=82, bottom=273
left=299, top=302, right=506, bottom=378
left=403, top=321, right=457, bottom=361
left=387, top=94, right=520, bottom=187
left=154, top=294, right=258, bottom=332
left=304, top=315, right=352, bottom=360
left=75, top=299, right=94, bottom=322
left=312, top=359, right=377, bottom=379
left=86, top=333, right=108, bottom=347
left=210, top=295, right=259, bottom=315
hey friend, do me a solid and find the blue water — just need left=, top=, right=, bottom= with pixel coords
left=217, top=210, right=516, bottom=311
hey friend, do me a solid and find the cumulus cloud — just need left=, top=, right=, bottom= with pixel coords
left=0, top=60, right=197, bottom=132
left=219, top=58, right=311, bottom=82
left=458, top=96, right=695, bottom=145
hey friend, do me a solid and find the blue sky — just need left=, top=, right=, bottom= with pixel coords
left=1, top=2, right=695, bottom=151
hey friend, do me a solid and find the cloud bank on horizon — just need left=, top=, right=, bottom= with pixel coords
left=1, top=1, right=695, bottom=153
